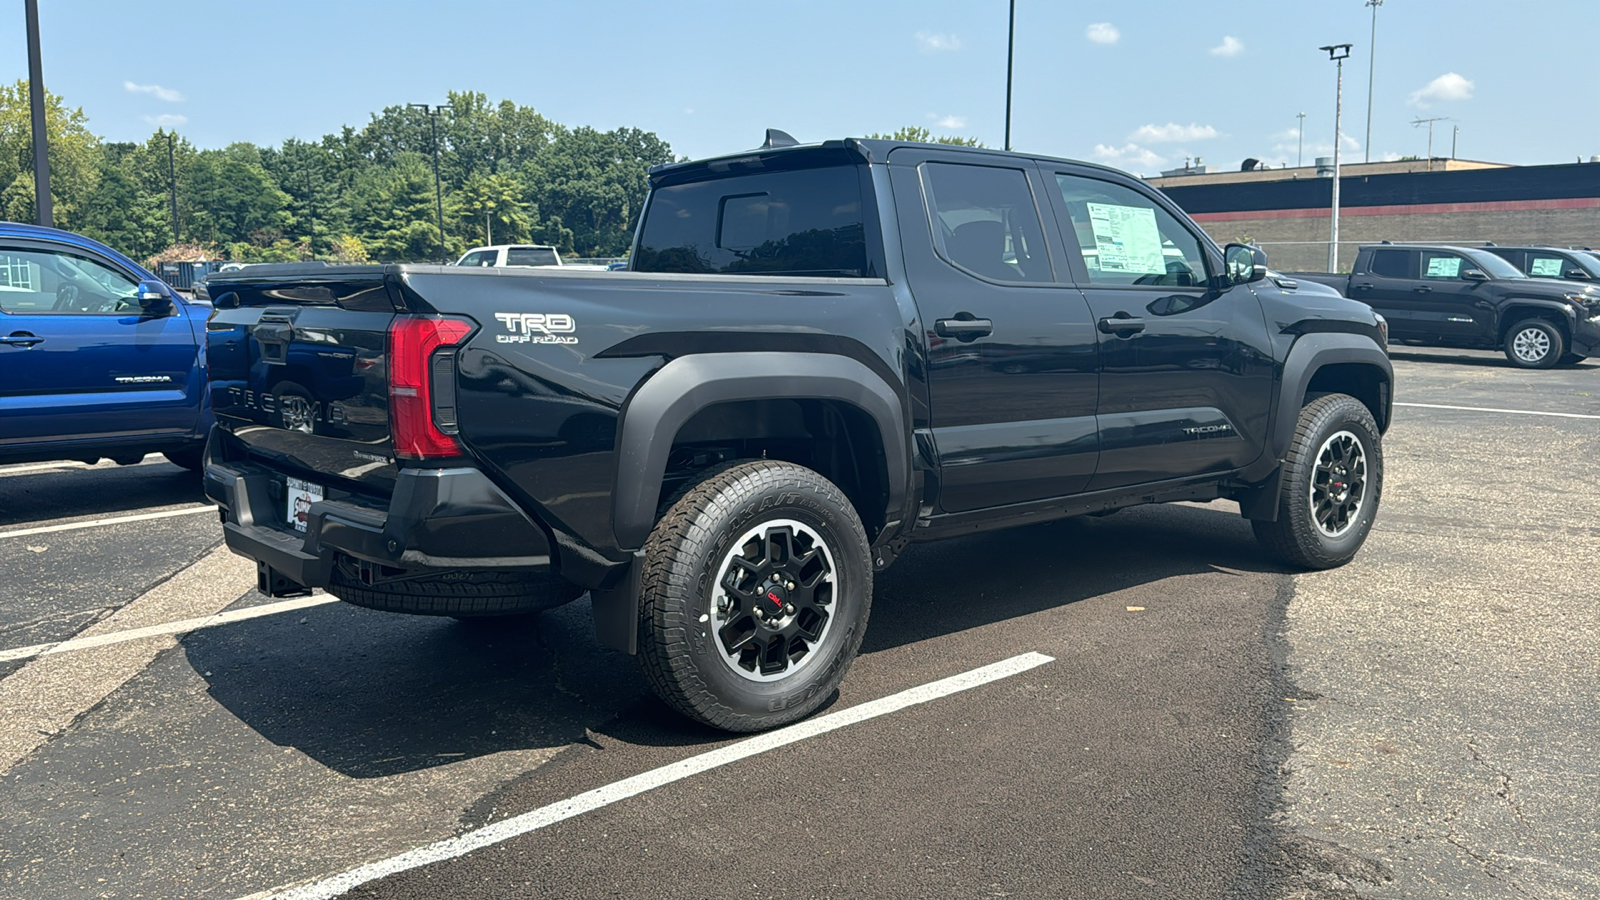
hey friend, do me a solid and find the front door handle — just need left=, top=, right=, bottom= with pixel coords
left=1351, top=282, right=1374, bottom=291
left=1413, top=286, right=1433, bottom=293
left=1098, top=314, right=1146, bottom=336
left=1, top=332, right=44, bottom=348
left=934, top=316, right=994, bottom=341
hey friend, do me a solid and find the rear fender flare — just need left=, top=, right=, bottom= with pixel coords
left=612, top=351, right=907, bottom=550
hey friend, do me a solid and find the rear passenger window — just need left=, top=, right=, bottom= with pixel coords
left=1368, top=249, right=1411, bottom=279
left=1053, top=174, right=1208, bottom=287
left=632, top=165, right=871, bottom=277
left=921, top=163, right=1052, bottom=283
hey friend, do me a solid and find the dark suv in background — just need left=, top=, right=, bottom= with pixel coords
left=1481, top=245, right=1600, bottom=283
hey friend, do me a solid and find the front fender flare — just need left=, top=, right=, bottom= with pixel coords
left=1272, top=332, right=1394, bottom=462
left=611, top=351, right=907, bottom=550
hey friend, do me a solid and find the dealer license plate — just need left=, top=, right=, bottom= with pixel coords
left=285, top=477, right=324, bottom=533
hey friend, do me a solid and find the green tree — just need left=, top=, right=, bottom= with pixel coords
left=865, top=126, right=985, bottom=147
left=185, top=142, right=292, bottom=250
left=349, top=152, right=457, bottom=262
left=0, top=80, right=102, bottom=228
left=460, top=170, right=532, bottom=246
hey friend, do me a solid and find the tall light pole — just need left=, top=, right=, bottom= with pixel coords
left=1364, top=0, right=1382, bottom=163
left=167, top=131, right=179, bottom=245
left=24, top=0, right=52, bottom=228
left=1321, top=43, right=1352, bottom=273
left=1004, top=0, right=1015, bottom=152
left=409, top=103, right=448, bottom=263
left=1296, top=112, right=1306, bottom=167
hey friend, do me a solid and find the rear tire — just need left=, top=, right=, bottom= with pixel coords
left=327, top=566, right=583, bottom=617
left=1503, top=319, right=1564, bottom=369
left=637, top=460, right=871, bottom=732
left=1252, top=393, right=1383, bottom=570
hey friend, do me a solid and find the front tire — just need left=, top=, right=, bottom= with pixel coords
left=1253, top=394, right=1383, bottom=570
left=637, top=460, right=872, bottom=732
left=1504, top=319, right=1564, bottom=369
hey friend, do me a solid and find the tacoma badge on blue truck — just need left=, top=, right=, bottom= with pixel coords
left=202, top=136, right=1393, bottom=732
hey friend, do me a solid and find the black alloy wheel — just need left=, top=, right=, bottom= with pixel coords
left=637, top=460, right=871, bottom=732
left=1253, top=393, right=1383, bottom=570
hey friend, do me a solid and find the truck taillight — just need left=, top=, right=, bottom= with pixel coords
left=388, top=315, right=475, bottom=460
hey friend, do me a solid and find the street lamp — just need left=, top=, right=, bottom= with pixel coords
left=1004, top=0, right=1016, bottom=152
left=409, top=103, right=449, bottom=264
left=1320, top=43, right=1352, bottom=273
left=1364, top=0, right=1382, bottom=163
left=24, top=0, right=51, bottom=228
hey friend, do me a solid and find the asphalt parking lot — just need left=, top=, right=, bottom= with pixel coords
left=0, top=347, right=1595, bottom=900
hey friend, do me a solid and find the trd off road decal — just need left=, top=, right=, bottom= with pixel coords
left=494, top=312, right=578, bottom=345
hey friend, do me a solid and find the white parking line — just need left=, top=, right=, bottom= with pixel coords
left=1396, top=402, right=1600, bottom=420
left=0, top=595, right=338, bottom=664
left=261, top=651, right=1056, bottom=900
left=0, top=505, right=217, bottom=540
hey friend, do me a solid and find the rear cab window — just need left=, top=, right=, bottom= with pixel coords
left=504, top=247, right=559, bottom=267
left=632, top=152, right=881, bottom=278
left=1367, top=248, right=1413, bottom=279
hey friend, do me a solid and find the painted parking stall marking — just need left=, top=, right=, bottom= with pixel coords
left=0, top=595, right=338, bottom=664
left=0, top=505, right=216, bottom=540
left=259, top=651, right=1056, bottom=900
left=1396, top=401, right=1600, bottom=420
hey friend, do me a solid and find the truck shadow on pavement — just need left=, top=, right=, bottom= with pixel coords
left=0, top=461, right=204, bottom=529
left=184, top=502, right=1282, bottom=774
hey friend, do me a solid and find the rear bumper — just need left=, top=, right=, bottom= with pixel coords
left=204, top=450, right=553, bottom=593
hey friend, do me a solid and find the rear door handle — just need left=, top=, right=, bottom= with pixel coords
left=1098, top=314, right=1146, bottom=336
left=1413, top=286, right=1432, bottom=293
left=1, top=332, right=44, bottom=348
left=1351, top=283, right=1374, bottom=291
left=934, top=316, right=994, bottom=340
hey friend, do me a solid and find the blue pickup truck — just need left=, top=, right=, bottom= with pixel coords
left=0, top=223, right=211, bottom=469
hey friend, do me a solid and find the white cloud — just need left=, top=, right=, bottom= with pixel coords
left=936, top=115, right=967, bottom=129
left=1093, top=143, right=1164, bottom=171
left=1086, top=22, right=1119, bottom=45
left=143, top=113, right=187, bottom=128
left=1408, top=72, right=1473, bottom=107
left=1210, top=36, right=1243, bottom=57
left=124, top=81, right=184, bottom=102
left=1129, top=122, right=1219, bottom=144
left=915, top=31, right=962, bottom=53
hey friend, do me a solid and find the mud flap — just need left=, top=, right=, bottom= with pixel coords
left=591, top=549, right=644, bottom=654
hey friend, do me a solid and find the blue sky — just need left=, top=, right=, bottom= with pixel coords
left=8, top=0, right=1600, bottom=174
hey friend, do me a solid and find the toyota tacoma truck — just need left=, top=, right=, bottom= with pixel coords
left=202, top=136, right=1392, bottom=732
left=1, top=223, right=211, bottom=470
left=1288, top=243, right=1600, bottom=368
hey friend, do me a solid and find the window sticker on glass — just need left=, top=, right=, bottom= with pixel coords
left=1529, top=257, right=1564, bottom=277
left=1425, top=256, right=1462, bottom=278
left=1085, top=203, right=1165, bottom=274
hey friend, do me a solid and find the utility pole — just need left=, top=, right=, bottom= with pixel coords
left=1452, top=125, right=1458, bottom=159
left=24, top=0, right=52, bottom=228
left=1004, top=0, right=1015, bottom=152
left=305, top=161, right=316, bottom=259
left=409, top=103, right=448, bottom=263
left=1296, top=112, right=1306, bottom=167
left=1364, top=0, right=1382, bottom=163
left=1411, top=116, right=1447, bottom=171
left=1321, top=43, right=1352, bottom=273
left=167, top=131, right=179, bottom=245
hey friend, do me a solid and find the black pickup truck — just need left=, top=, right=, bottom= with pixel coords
left=202, top=137, right=1392, bottom=731
left=1290, top=243, right=1600, bottom=368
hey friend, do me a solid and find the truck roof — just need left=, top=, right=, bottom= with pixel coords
left=648, top=137, right=1136, bottom=187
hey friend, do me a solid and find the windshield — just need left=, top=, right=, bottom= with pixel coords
left=1472, top=252, right=1526, bottom=279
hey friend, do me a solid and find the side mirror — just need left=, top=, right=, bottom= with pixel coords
left=1223, top=243, right=1269, bottom=285
left=1462, top=269, right=1488, bottom=281
left=137, top=280, right=173, bottom=313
